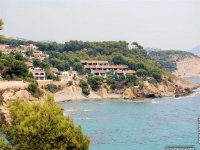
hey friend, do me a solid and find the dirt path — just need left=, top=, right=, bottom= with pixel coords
left=0, top=81, right=28, bottom=90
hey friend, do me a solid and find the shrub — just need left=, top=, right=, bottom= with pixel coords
left=67, top=81, right=73, bottom=86
left=79, top=79, right=90, bottom=95
left=5, top=75, right=11, bottom=81
left=0, top=96, right=90, bottom=149
left=136, top=69, right=148, bottom=77
left=87, top=76, right=103, bottom=91
left=168, top=77, right=173, bottom=82
left=27, top=82, right=40, bottom=98
left=74, top=62, right=84, bottom=74
left=82, top=86, right=90, bottom=96
left=148, top=78, right=157, bottom=84
left=125, top=75, right=139, bottom=87
left=152, top=71, right=162, bottom=82
left=45, top=83, right=61, bottom=93
left=110, top=83, right=116, bottom=90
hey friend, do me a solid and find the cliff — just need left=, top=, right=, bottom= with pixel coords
left=0, top=88, right=47, bottom=125
left=53, top=78, right=199, bottom=101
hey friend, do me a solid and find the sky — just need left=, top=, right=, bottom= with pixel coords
left=0, top=0, right=200, bottom=50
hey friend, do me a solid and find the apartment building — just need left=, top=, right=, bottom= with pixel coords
left=29, top=67, right=46, bottom=80
left=59, top=70, right=78, bottom=81
left=81, top=60, right=136, bottom=77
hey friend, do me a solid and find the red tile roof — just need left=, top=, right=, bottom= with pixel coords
left=124, top=70, right=136, bottom=74
left=81, top=60, right=109, bottom=64
left=84, top=65, right=128, bottom=69
left=91, top=70, right=106, bottom=74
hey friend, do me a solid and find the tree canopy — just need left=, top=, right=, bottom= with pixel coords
left=0, top=18, right=3, bottom=40
left=0, top=96, right=90, bottom=150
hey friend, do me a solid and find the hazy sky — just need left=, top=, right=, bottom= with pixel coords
left=0, top=0, right=199, bottom=50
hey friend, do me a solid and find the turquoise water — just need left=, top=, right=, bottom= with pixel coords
left=59, top=78, right=200, bottom=150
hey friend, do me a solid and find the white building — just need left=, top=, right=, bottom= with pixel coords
left=60, top=71, right=78, bottom=81
left=29, top=67, right=46, bottom=80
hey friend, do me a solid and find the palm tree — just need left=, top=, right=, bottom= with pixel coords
left=0, top=18, right=4, bottom=39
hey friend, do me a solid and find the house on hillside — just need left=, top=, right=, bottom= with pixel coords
left=0, top=44, right=9, bottom=50
left=59, top=71, right=78, bottom=81
left=115, top=70, right=136, bottom=77
left=27, top=44, right=38, bottom=51
left=32, top=50, right=46, bottom=60
left=81, top=60, right=137, bottom=77
left=81, top=60, right=109, bottom=66
left=50, top=67, right=59, bottom=76
left=81, top=60, right=128, bottom=71
left=29, top=67, right=46, bottom=80
left=91, top=70, right=107, bottom=77
left=20, top=44, right=38, bottom=51
left=0, top=44, right=11, bottom=54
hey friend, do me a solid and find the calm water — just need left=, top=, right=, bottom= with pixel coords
left=59, top=77, right=200, bottom=150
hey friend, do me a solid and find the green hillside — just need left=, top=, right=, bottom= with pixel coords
left=148, top=50, right=198, bottom=72
left=0, top=39, right=175, bottom=83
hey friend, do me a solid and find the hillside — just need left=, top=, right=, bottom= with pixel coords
left=174, top=57, right=200, bottom=77
left=190, top=45, right=200, bottom=56
left=0, top=38, right=198, bottom=100
left=148, top=50, right=198, bottom=72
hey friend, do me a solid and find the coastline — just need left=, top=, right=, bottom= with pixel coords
left=54, top=78, right=200, bottom=102
left=54, top=86, right=200, bottom=103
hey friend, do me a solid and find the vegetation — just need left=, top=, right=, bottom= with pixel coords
left=79, top=79, right=90, bottom=95
left=0, top=18, right=3, bottom=40
left=87, top=76, right=103, bottom=91
left=149, top=50, right=198, bottom=72
left=45, top=83, right=62, bottom=93
left=0, top=96, right=90, bottom=150
left=0, top=54, right=29, bottom=80
left=0, top=38, right=177, bottom=85
left=67, top=81, right=73, bottom=86
left=27, top=82, right=41, bottom=98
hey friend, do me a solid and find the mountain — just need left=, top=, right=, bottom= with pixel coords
left=144, top=47, right=161, bottom=52
left=190, top=45, right=200, bottom=56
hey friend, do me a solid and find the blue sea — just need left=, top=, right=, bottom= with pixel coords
left=59, top=77, right=200, bottom=150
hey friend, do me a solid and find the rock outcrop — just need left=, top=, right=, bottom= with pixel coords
left=123, top=87, right=137, bottom=99
left=0, top=88, right=46, bottom=125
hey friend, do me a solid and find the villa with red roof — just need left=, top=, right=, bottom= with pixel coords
left=81, top=60, right=136, bottom=77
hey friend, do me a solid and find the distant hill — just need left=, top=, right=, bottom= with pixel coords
left=190, top=45, right=200, bottom=56
left=149, top=50, right=198, bottom=72
left=144, top=47, right=161, bottom=52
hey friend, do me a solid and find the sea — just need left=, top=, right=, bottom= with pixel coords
left=59, top=77, right=200, bottom=150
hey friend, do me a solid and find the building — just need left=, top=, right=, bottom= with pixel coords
left=115, top=70, right=136, bottom=77
left=19, top=44, right=38, bottom=51
left=50, top=67, right=59, bottom=76
left=29, top=67, right=46, bottom=80
left=128, top=43, right=137, bottom=50
left=81, top=60, right=128, bottom=71
left=91, top=70, right=107, bottom=77
left=123, top=70, right=136, bottom=75
left=27, top=44, right=38, bottom=51
left=0, top=44, right=11, bottom=54
left=32, top=50, right=46, bottom=60
left=81, top=60, right=129, bottom=75
left=81, top=60, right=109, bottom=66
left=0, top=44, right=9, bottom=50
left=60, top=71, right=78, bottom=81
left=81, top=60, right=136, bottom=77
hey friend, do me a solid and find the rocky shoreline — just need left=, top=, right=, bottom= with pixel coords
left=54, top=81, right=200, bottom=102
left=0, top=79, right=199, bottom=124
